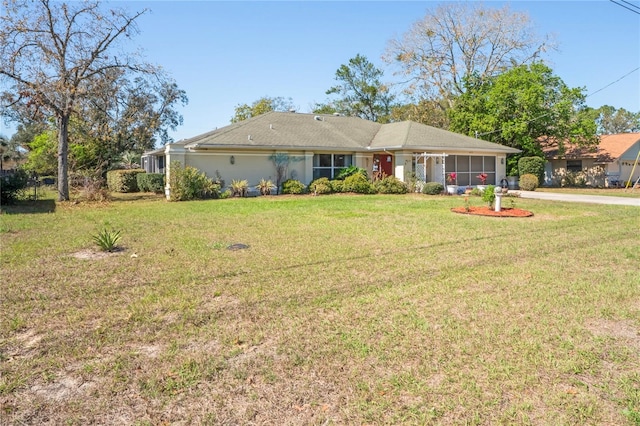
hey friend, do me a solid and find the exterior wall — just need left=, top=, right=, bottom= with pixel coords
left=184, top=150, right=309, bottom=189
left=547, top=159, right=607, bottom=187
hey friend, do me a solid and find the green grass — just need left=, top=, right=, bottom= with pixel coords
left=1, top=192, right=639, bottom=424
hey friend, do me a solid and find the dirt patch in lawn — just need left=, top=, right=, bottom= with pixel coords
left=451, top=206, right=534, bottom=217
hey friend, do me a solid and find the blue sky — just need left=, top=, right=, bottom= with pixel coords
left=1, top=1, right=639, bottom=143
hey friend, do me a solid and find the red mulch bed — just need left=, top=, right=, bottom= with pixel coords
left=451, top=206, right=533, bottom=217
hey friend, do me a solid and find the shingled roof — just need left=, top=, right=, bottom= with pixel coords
left=542, top=133, right=640, bottom=163
left=178, top=111, right=520, bottom=153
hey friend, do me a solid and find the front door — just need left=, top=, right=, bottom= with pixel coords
left=373, top=154, right=393, bottom=178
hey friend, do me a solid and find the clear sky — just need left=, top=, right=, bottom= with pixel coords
left=1, top=1, right=639, bottom=143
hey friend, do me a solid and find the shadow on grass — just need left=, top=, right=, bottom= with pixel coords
left=1, top=199, right=56, bottom=214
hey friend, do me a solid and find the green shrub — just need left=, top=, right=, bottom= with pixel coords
left=136, top=173, right=165, bottom=193
left=373, top=175, right=408, bottom=194
left=329, top=179, right=344, bottom=193
left=106, top=169, right=145, bottom=193
left=518, top=156, right=545, bottom=185
left=1, top=169, right=29, bottom=204
left=422, top=182, right=443, bottom=195
left=519, top=174, right=539, bottom=191
left=342, top=173, right=375, bottom=194
left=482, top=185, right=496, bottom=207
left=281, top=179, right=305, bottom=194
left=335, top=165, right=367, bottom=180
left=168, top=162, right=219, bottom=201
left=308, top=177, right=332, bottom=195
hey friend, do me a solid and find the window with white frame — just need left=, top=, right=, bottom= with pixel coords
left=444, top=155, right=496, bottom=185
left=313, top=154, right=353, bottom=179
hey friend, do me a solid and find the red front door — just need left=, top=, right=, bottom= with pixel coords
left=373, top=154, right=393, bottom=178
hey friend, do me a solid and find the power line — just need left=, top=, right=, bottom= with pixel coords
left=619, top=0, right=640, bottom=10
left=610, top=0, right=640, bottom=15
left=475, top=67, right=640, bottom=139
left=586, top=67, right=640, bottom=99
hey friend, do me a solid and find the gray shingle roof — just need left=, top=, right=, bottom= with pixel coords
left=180, top=111, right=520, bottom=153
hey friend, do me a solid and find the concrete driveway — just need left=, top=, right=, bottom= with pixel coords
left=515, top=191, right=640, bottom=206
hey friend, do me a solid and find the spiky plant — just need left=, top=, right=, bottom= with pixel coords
left=93, top=229, right=122, bottom=252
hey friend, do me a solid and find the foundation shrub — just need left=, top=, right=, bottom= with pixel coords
left=281, top=179, right=305, bottom=194
left=519, top=174, right=539, bottom=191
left=422, top=182, right=443, bottom=195
left=330, top=179, right=344, bottom=193
left=168, top=162, right=219, bottom=201
left=373, top=175, right=408, bottom=194
left=308, top=178, right=332, bottom=195
left=342, top=173, right=375, bottom=194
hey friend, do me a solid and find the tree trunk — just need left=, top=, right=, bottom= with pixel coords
left=57, top=114, right=70, bottom=201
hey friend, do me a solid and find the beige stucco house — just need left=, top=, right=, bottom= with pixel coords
left=542, top=133, right=640, bottom=187
left=142, top=111, right=520, bottom=194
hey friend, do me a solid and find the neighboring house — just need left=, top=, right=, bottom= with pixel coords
left=542, top=133, right=640, bottom=187
left=142, top=111, right=520, bottom=195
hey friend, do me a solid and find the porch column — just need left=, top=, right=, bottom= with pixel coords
left=394, top=152, right=411, bottom=182
left=164, top=145, right=186, bottom=199
left=303, top=151, right=314, bottom=185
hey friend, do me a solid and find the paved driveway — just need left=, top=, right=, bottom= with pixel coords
left=515, top=191, right=640, bottom=206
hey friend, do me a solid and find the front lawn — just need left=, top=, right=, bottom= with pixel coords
left=1, top=193, right=639, bottom=424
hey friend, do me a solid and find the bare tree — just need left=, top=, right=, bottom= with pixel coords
left=0, top=0, right=156, bottom=200
left=384, top=3, right=555, bottom=106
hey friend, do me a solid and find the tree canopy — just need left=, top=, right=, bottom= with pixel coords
left=0, top=0, right=185, bottom=200
left=231, top=96, right=295, bottom=123
left=321, top=54, right=395, bottom=123
left=449, top=62, right=597, bottom=171
left=385, top=3, right=554, bottom=105
left=592, top=105, right=640, bottom=134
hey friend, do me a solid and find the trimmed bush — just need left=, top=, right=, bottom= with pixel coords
left=518, top=156, right=545, bottom=186
left=1, top=169, right=29, bottom=204
left=281, top=179, right=305, bottom=194
left=422, top=182, right=444, bottom=195
left=168, top=162, right=219, bottom=201
left=106, top=169, right=145, bottom=193
left=342, top=173, right=375, bottom=194
left=519, top=174, right=539, bottom=191
left=136, top=173, right=165, bottom=193
left=373, top=175, right=408, bottom=194
left=308, top=177, right=332, bottom=195
left=329, top=179, right=344, bottom=193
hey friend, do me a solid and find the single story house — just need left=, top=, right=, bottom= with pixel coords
left=542, top=133, right=640, bottom=187
left=142, top=111, right=520, bottom=194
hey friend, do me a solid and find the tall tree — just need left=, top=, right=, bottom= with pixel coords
left=449, top=63, right=597, bottom=172
left=390, top=99, right=449, bottom=129
left=593, top=105, right=640, bottom=134
left=385, top=3, right=554, bottom=106
left=0, top=0, right=168, bottom=201
left=74, top=70, right=187, bottom=174
left=231, top=96, right=295, bottom=123
left=324, top=54, right=395, bottom=122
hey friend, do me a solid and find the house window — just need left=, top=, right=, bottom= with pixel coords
left=566, top=160, right=582, bottom=172
left=445, top=155, right=496, bottom=185
left=313, top=154, right=352, bottom=179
